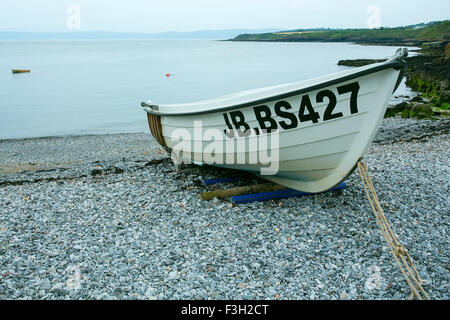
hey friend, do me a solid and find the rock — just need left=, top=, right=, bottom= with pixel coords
left=113, top=167, right=124, bottom=174
left=393, top=102, right=409, bottom=112
left=401, top=105, right=412, bottom=119
left=409, top=103, right=434, bottom=119
left=112, top=219, right=124, bottom=229
left=432, top=107, right=450, bottom=117
left=439, top=90, right=450, bottom=104
left=91, top=169, right=102, bottom=176
left=386, top=101, right=409, bottom=118
left=168, top=271, right=178, bottom=280
left=51, top=283, right=67, bottom=296
left=411, top=96, right=423, bottom=103
left=401, top=102, right=435, bottom=119
left=337, top=59, right=387, bottom=67
left=45, top=249, right=62, bottom=257
left=237, top=282, right=246, bottom=289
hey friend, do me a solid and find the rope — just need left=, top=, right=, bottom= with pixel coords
left=357, top=160, right=430, bottom=300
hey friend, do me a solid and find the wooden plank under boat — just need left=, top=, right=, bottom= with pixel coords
left=141, top=48, right=408, bottom=193
left=12, top=69, right=30, bottom=74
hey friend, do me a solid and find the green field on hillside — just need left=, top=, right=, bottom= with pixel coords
left=233, top=21, right=450, bottom=44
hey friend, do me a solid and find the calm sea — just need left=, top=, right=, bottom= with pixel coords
left=0, top=40, right=416, bottom=139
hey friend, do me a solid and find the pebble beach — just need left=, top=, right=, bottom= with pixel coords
left=0, top=117, right=448, bottom=300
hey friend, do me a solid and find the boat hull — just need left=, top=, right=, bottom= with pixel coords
left=12, top=69, right=30, bottom=74
left=142, top=50, right=407, bottom=193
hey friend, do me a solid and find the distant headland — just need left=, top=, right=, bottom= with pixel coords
left=230, top=20, right=449, bottom=46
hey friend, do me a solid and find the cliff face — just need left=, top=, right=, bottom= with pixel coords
left=405, top=42, right=450, bottom=104
left=336, top=41, right=450, bottom=118
left=337, top=42, right=450, bottom=106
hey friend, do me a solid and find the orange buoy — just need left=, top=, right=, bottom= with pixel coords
left=166, top=73, right=171, bottom=77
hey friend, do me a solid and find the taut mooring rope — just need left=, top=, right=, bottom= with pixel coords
left=357, top=160, right=430, bottom=300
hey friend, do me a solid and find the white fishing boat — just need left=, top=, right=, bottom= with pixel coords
left=141, top=48, right=408, bottom=193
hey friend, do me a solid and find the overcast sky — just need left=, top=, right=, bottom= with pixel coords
left=1, top=0, right=449, bottom=33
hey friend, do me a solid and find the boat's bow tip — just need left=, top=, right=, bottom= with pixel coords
left=402, top=48, right=409, bottom=58
left=392, top=48, right=409, bottom=61
left=391, top=48, right=409, bottom=93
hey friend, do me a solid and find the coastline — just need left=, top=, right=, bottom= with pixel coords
left=230, top=20, right=449, bottom=118
left=338, top=41, right=450, bottom=119
left=229, top=38, right=426, bottom=47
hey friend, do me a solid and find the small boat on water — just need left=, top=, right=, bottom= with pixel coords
left=12, top=69, right=30, bottom=74
left=141, top=48, right=408, bottom=193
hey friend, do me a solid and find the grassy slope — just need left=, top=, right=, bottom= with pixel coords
left=233, top=21, right=450, bottom=44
